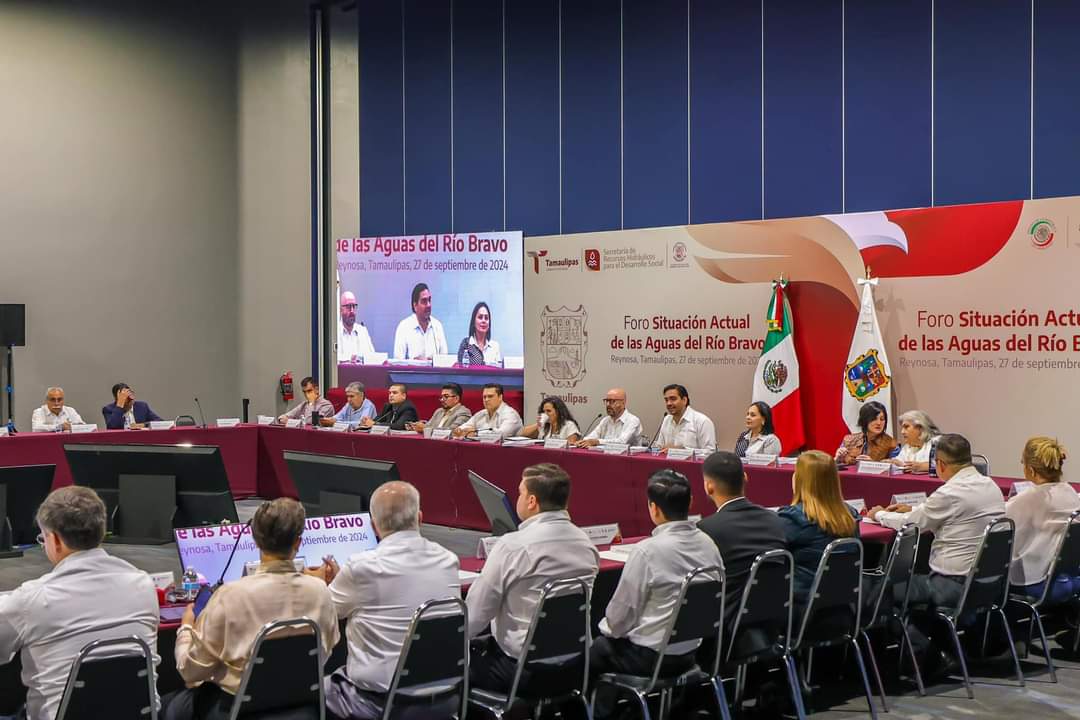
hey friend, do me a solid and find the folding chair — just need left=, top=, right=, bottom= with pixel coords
left=382, top=597, right=469, bottom=719
left=228, top=617, right=325, bottom=720
left=55, top=635, right=157, bottom=720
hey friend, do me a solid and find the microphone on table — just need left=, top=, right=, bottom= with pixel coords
left=648, top=413, right=668, bottom=449
left=194, top=397, right=207, bottom=429
left=581, top=413, right=603, bottom=438
left=373, top=405, right=393, bottom=424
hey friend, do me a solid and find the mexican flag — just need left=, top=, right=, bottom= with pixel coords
left=752, top=280, right=805, bottom=454
left=842, top=278, right=892, bottom=433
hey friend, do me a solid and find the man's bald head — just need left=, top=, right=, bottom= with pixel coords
left=340, top=291, right=358, bottom=328
left=603, top=388, right=628, bottom=417
left=369, top=481, right=420, bottom=537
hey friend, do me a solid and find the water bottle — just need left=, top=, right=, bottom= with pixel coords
left=928, top=436, right=939, bottom=478
left=181, top=566, right=199, bottom=600
left=123, top=412, right=132, bottom=430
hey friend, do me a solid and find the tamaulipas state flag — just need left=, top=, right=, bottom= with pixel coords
left=752, top=279, right=805, bottom=454
left=842, top=277, right=892, bottom=433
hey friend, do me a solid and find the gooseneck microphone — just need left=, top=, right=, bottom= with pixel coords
left=194, top=397, right=207, bottom=429
left=648, top=413, right=668, bottom=449
left=581, top=413, right=604, bottom=438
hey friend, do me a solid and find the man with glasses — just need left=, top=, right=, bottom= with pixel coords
left=409, top=382, right=472, bottom=434
left=0, top=486, right=159, bottom=720
left=339, top=290, right=376, bottom=363
left=575, top=387, right=642, bottom=447
left=31, top=386, right=84, bottom=432
left=277, top=376, right=336, bottom=425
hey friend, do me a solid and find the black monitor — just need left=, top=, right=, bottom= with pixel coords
left=0, top=464, right=55, bottom=558
left=64, top=444, right=238, bottom=545
left=283, top=451, right=399, bottom=516
left=468, top=470, right=520, bottom=536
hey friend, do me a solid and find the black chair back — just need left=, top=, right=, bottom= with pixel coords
left=383, top=597, right=468, bottom=720
left=55, top=636, right=157, bottom=720
left=725, top=549, right=794, bottom=666
left=971, top=453, right=991, bottom=476
left=507, top=577, right=592, bottom=702
left=794, top=538, right=863, bottom=650
left=1037, top=509, right=1080, bottom=607
left=953, top=517, right=1014, bottom=621
left=651, top=565, right=724, bottom=684
left=864, top=524, right=919, bottom=628
left=229, top=617, right=324, bottom=720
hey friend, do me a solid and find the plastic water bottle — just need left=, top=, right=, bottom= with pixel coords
left=181, top=566, right=199, bottom=600
left=928, top=436, right=939, bottom=478
left=123, top=412, right=132, bottom=430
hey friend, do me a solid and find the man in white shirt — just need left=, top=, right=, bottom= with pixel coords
left=319, top=481, right=461, bottom=720
left=338, top=291, right=376, bottom=363
left=575, top=388, right=642, bottom=447
left=467, top=463, right=599, bottom=693
left=453, top=383, right=523, bottom=439
left=31, top=387, right=84, bottom=432
left=392, top=283, right=448, bottom=360
left=592, top=469, right=723, bottom=688
left=0, top=486, right=159, bottom=720
left=654, top=384, right=716, bottom=452
left=868, top=434, right=1005, bottom=668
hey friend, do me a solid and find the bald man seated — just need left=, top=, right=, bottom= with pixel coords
left=339, top=290, right=376, bottom=363
left=574, top=388, right=642, bottom=447
left=31, top=387, right=84, bottom=432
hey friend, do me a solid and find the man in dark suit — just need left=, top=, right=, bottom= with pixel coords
left=361, top=382, right=418, bottom=431
left=697, top=451, right=786, bottom=623
left=102, top=383, right=163, bottom=429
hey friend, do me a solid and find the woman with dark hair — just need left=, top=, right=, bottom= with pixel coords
left=835, top=400, right=896, bottom=464
left=734, top=401, right=782, bottom=457
left=521, top=397, right=581, bottom=442
left=456, top=301, right=502, bottom=366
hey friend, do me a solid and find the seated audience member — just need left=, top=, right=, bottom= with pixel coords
left=102, top=382, right=162, bottom=429
left=277, top=376, right=335, bottom=426
left=165, top=498, right=339, bottom=720
left=453, top=383, right=523, bottom=439
left=592, top=470, right=723, bottom=688
left=409, top=382, right=471, bottom=434
left=0, top=486, right=159, bottom=720
left=575, top=388, right=642, bottom=447
left=654, top=384, right=717, bottom=452
left=835, top=400, right=896, bottom=464
left=359, top=383, right=418, bottom=431
left=697, top=452, right=787, bottom=623
left=456, top=301, right=502, bottom=366
left=1007, top=437, right=1080, bottom=603
left=867, top=434, right=1005, bottom=669
left=520, top=396, right=581, bottom=443
left=331, top=381, right=377, bottom=429
left=31, top=386, right=84, bottom=432
left=888, top=409, right=941, bottom=473
left=777, top=450, right=860, bottom=605
left=733, top=401, right=781, bottom=458
left=320, top=482, right=460, bottom=720
left=466, top=464, right=599, bottom=693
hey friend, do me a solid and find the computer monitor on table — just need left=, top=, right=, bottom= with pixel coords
left=0, top=464, right=55, bottom=558
left=468, top=470, right=520, bottom=536
left=64, top=444, right=238, bottom=545
left=283, top=451, right=399, bottom=516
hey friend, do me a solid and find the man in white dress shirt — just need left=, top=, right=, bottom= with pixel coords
left=466, top=463, right=599, bottom=693
left=319, top=481, right=461, bottom=720
left=338, top=291, right=376, bottom=363
left=0, top=487, right=159, bottom=720
left=591, top=469, right=723, bottom=712
left=453, top=383, right=523, bottom=439
left=31, top=387, right=84, bottom=432
left=868, top=434, right=1005, bottom=669
left=575, top=388, right=642, bottom=447
left=654, top=384, right=716, bottom=452
left=392, top=283, right=448, bottom=360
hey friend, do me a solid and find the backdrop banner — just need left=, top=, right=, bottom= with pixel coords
left=525, top=197, right=1079, bottom=459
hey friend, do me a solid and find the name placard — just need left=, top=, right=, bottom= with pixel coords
left=257, top=415, right=275, bottom=426
left=430, top=428, right=452, bottom=440
left=693, top=449, right=712, bottom=461
left=602, top=442, right=630, bottom=456
left=1009, top=481, right=1035, bottom=496
left=777, top=456, right=798, bottom=466
left=845, top=498, right=867, bottom=513
left=478, top=432, right=502, bottom=444
left=325, top=422, right=349, bottom=433
left=667, top=448, right=694, bottom=461
left=503, top=356, right=524, bottom=370
left=216, top=418, right=241, bottom=428
left=745, top=453, right=778, bottom=467
left=285, top=418, right=302, bottom=429
left=543, top=438, right=568, bottom=450
left=369, top=424, right=390, bottom=436
left=0, top=427, right=7, bottom=437
left=582, top=523, right=621, bottom=545
left=148, top=420, right=175, bottom=431
left=433, top=354, right=457, bottom=368
left=890, top=491, right=928, bottom=507
left=70, top=423, right=98, bottom=434
left=360, top=352, right=388, bottom=365
left=857, top=460, right=892, bottom=475
left=476, top=535, right=501, bottom=558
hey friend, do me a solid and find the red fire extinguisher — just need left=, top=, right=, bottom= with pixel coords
left=279, top=371, right=294, bottom=402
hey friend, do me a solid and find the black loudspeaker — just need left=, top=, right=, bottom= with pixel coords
left=0, top=305, right=25, bottom=347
